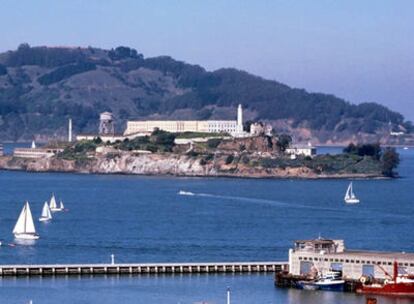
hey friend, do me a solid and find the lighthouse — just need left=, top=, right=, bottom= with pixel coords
left=236, top=104, right=243, bottom=133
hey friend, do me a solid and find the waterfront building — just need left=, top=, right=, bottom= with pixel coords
left=285, top=145, right=317, bottom=157
left=289, top=238, right=414, bottom=280
left=13, top=147, right=63, bottom=159
left=124, top=104, right=246, bottom=137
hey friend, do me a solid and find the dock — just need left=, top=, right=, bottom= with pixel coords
left=0, top=261, right=288, bottom=277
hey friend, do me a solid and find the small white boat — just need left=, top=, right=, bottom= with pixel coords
left=39, top=201, right=52, bottom=222
left=13, top=201, right=39, bottom=240
left=344, top=182, right=360, bottom=204
left=178, top=190, right=195, bottom=196
left=49, top=193, right=63, bottom=212
left=403, top=147, right=409, bottom=150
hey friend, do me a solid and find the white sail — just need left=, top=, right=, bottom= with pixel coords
left=344, top=183, right=352, bottom=200
left=13, top=202, right=36, bottom=234
left=41, top=202, right=52, bottom=219
left=49, top=193, right=57, bottom=209
left=59, top=201, right=64, bottom=210
left=344, top=182, right=360, bottom=204
left=13, top=204, right=27, bottom=234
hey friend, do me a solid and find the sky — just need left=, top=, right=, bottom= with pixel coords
left=1, top=0, right=413, bottom=120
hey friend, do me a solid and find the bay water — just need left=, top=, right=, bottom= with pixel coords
left=0, top=146, right=413, bottom=304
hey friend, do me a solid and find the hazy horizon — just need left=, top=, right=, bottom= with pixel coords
left=1, top=0, right=413, bottom=120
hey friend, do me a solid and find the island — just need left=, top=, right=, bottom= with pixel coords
left=0, top=130, right=400, bottom=179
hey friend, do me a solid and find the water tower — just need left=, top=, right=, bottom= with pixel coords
left=99, top=112, right=115, bottom=135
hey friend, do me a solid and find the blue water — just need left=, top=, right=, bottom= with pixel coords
left=0, top=147, right=413, bottom=303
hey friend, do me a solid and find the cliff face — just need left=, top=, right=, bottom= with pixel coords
left=0, top=153, right=384, bottom=179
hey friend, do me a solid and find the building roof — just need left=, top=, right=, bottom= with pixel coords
left=333, top=250, right=414, bottom=261
left=295, top=239, right=335, bottom=245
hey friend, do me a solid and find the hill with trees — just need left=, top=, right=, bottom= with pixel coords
left=0, top=44, right=412, bottom=143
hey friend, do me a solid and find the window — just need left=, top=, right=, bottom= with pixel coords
left=300, top=261, right=313, bottom=275
left=363, top=265, right=375, bottom=277
left=331, top=263, right=343, bottom=271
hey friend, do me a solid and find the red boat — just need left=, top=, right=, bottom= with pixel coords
left=357, top=261, right=414, bottom=297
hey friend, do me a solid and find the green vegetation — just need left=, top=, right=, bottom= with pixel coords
left=225, top=155, right=234, bottom=164
left=257, top=154, right=383, bottom=175
left=343, top=143, right=381, bottom=160
left=381, top=147, right=400, bottom=177
left=114, top=129, right=176, bottom=152
left=207, top=138, right=222, bottom=148
left=0, top=44, right=412, bottom=141
left=0, top=64, right=6, bottom=75
left=38, top=62, right=96, bottom=85
left=58, top=139, right=99, bottom=160
left=276, top=134, right=292, bottom=152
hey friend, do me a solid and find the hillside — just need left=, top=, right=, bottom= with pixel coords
left=0, top=44, right=412, bottom=143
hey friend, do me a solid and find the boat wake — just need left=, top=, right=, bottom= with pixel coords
left=178, top=191, right=411, bottom=219
left=177, top=191, right=338, bottom=212
left=178, top=190, right=195, bottom=196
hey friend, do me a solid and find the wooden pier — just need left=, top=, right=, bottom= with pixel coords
left=0, top=261, right=288, bottom=277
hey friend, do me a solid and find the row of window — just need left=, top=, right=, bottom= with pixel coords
left=298, top=256, right=414, bottom=267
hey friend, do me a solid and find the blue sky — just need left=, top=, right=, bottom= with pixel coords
left=1, top=0, right=413, bottom=120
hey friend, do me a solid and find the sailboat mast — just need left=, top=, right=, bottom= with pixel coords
left=23, top=203, right=27, bottom=232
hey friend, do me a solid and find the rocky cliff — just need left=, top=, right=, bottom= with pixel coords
left=0, top=152, right=385, bottom=179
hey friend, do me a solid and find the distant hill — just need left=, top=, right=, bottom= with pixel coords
left=0, top=44, right=412, bottom=143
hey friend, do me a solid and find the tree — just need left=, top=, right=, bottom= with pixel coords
left=276, top=134, right=292, bottom=152
left=0, top=64, right=7, bottom=75
left=381, top=147, right=400, bottom=177
left=343, top=143, right=381, bottom=160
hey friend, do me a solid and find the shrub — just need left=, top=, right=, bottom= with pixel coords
left=225, top=155, right=234, bottom=164
left=207, top=138, right=222, bottom=149
left=381, top=147, right=400, bottom=177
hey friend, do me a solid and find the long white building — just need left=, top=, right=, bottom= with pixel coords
left=124, top=104, right=245, bottom=137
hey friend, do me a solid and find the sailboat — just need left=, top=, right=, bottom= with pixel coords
left=39, top=201, right=52, bottom=222
left=49, top=193, right=62, bottom=212
left=59, top=200, right=65, bottom=211
left=13, top=201, right=39, bottom=240
left=344, top=182, right=360, bottom=204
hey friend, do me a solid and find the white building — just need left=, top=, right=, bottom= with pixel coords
left=124, top=104, right=246, bottom=137
left=13, top=148, right=63, bottom=159
left=289, top=238, right=414, bottom=280
left=285, top=145, right=317, bottom=157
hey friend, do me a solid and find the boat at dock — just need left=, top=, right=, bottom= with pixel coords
left=13, top=201, right=39, bottom=240
left=344, top=182, right=360, bottom=204
left=298, top=271, right=345, bottom=292
left=357, top=261, right=414, bottom=297
left=39, top=201, right=52, bottom=222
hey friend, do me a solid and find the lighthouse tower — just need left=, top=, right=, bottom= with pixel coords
left=236, top=104, right=243, bottom=133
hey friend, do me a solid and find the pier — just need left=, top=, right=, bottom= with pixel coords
left=0, top=261, right=288, bottom=277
